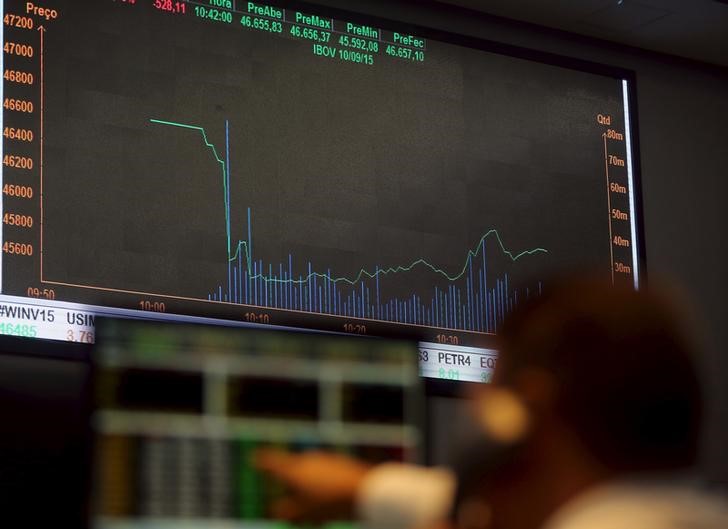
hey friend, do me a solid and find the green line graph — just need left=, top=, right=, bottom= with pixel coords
left=149, top=118, right=548, bottom=288
left=149, top=117, right=549, bottom=331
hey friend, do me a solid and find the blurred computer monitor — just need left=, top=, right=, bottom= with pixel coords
left=90, top=318, right=422, bottom=528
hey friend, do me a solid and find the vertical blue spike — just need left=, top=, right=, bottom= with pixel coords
left=474, top=292, right=479, bottom=332
left=482, top=242, right=488, bottom=333
left=488, top=289, right=492, bottom=330
left=467, top=254, right=477, bottom=330
left=312, top=267, right=317, bottom=312
left=434, top=287, right=438, bottom=327
left=494, top=287, right=499, bottom=330
left=261, top=260, right=265, bottom=306
left=445, top=289, right=449, bottom=328
left=307, top=263, right=312, bottom=312
left=446, top=286, right=450, bottom=328
left=453, top=285, right=458, bottom=329
left=442, top=291, right=446, bottom=328
left=287, top=255, right=292, bottom=309
left=496, top=279, right=503, bottom=325
left=465, top=276, right=470, bottom=330
left=457, top=287, right=462, bottom=330
left=247, top=208, right=252, bottom=271
left=253, top=261, right=257, bottom=305
left=487, top=288, right=491, bottom=331
left=325, top=270, right=330, bottom=314
left=375, top=266, right=380, bottom=319
left=238, top=249, right=243, bottom=304
left=296, top=276, right=301, bottom=310
left=261, top=263, right=266, bottom=307
left=480, top=266, right=486, bottom=332
left=269, top=264, right=273, bottom=307
left=492, top=289, right=497, bottom=331
left=450, top=285, right=455, bottom=329
left=500, top=278, right=505, bottom=324
left=225, top=120, right=231, bottom=301
left=323, top=270, right=328, bottom=314
left=504, top=273, right=509, bottom=316
left=495, top=280, right=500, bottom=326
left=233, top=266, right=238, bottom=304
left=333, top=280, right=338, bottom=315
left=494, top=281, right=499, bottom=326
left=282, top=264, right=286, bottom=310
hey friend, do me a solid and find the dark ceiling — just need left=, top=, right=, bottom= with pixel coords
left=439, top=0, right=728, bottom=67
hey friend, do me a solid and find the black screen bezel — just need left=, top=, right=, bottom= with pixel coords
left=0, top=0, right=647, bottom=398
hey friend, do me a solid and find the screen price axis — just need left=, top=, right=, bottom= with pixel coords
left=1, top=4, right=58, bottom=292
left=598, top=112, right=635, bottom=286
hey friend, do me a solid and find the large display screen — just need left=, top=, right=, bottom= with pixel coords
left=0, top=0, right=641, bottom=383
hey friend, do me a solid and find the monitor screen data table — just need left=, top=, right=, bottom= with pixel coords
left=0, top=0, right=641, bottom=383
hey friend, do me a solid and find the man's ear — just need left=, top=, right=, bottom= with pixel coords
left=471, top=368, right=556, bottom=444
left=472, top=385, right=531, bottom=444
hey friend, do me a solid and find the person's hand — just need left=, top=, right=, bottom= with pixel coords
left=254, top=448, right=373, bottom=523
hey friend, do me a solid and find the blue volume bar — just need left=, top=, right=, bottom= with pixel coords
left=161, top=119, right=545, bottom=333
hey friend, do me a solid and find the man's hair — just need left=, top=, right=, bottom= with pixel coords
left=497, top=277, right=702, bottom=472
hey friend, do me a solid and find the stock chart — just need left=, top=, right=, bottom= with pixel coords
left=0, top=0, right=640, bottom=381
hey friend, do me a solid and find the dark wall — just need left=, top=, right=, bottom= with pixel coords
left=305, top=0, right=728, bottom=482
left=0, top=354, right=90, bottom=524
